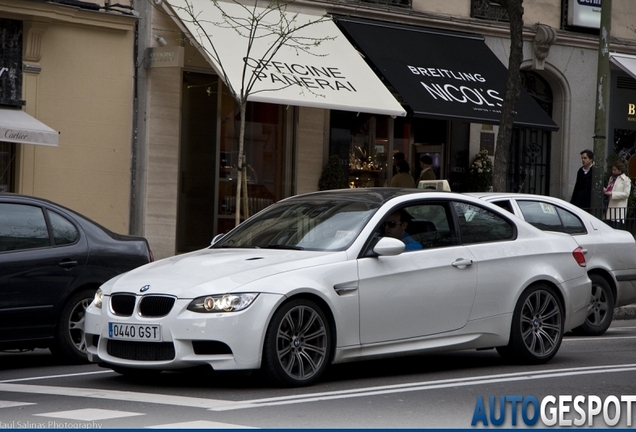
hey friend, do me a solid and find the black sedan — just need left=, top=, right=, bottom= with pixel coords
left=0, top=193, right=153, bottom=362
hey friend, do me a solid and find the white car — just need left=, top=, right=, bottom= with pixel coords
left=85, top=189, right=591, bottom=387
left=468, top=192, right=636, bottom=335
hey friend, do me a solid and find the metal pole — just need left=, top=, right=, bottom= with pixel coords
left=591, top=0, right=612, bottom=209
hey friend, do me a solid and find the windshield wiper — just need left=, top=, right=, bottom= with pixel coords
left=258, top=244, right=304, bottom=250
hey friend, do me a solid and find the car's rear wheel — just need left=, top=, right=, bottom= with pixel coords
left=497, top=284, right=563, bottom=364
left=573, top=274, right=614, bottom=336
left=50, top=289, right=95, bottom=363
left=262, top=299, right=332, bottom=387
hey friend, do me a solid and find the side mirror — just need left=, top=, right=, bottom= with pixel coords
left=211, top=233, right=225, bottom=246
left=373, top=237, right=405, bottom=256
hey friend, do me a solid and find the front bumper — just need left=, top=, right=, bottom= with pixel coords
left=85, top=293, right=284, bottom=371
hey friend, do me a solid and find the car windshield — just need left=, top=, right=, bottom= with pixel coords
left=213, top=198, right=380, bottom=251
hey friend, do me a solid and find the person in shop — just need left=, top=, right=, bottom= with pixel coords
left=392, top=152, right=406, bottom=176
left=604, top=161, right=632, bottom=228
left=417, top=154, right=437, bottom=182
left=570, top=149, right=594, bottom=210
left=391, top=159, right=416, bottom=188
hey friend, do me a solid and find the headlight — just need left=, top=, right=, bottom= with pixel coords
left=187, top=293, right=259, bottom=313
left=92, top=288, right=104, bottom=309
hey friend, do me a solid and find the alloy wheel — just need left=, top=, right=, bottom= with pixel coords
left=275, top=304, right=328, bottom=382
left=520, top=289, right=562, bottom=357
left=68, top=297, right=91, bottom=353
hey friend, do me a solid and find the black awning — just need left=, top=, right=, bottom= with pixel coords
left=336, top=17, right=559, bottom=131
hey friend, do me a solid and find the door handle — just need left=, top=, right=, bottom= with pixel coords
left=451, top=258, right=473, bottom=269
left=58, top=260, right=78, bottom=269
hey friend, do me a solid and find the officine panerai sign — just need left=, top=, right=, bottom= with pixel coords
left=0, top=18, right=24, bottom=107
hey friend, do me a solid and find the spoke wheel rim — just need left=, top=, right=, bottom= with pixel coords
left=520, top=290, right=562, bottom=358
left=587, top=282, right=609, bottom=326
left=276, top=305, right=327, bottom=381
left=68, top=298, right=91, bottom=353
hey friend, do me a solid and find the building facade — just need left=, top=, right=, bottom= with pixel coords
left=0, top=0, right=137, bottom=234
left=2, top=0, right=636, bottom=259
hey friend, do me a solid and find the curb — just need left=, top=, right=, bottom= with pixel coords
left=614, top=305, right=636, bottom=320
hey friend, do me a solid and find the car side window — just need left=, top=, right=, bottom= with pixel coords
left=453, top=201, right=515, bottom=244
left=0, top=203, right=50, bottom=252
left=517, top=201, right=564, bottom=233
left=401, top=203, right=459, bottom=249
left=47, top=210, right=79, bottom=246
left=491, top=199, right=514, bottom=214
left=556, top=207, right=587, bottom=235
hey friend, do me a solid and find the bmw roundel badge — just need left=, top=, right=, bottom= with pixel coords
left=140, top=285, right=150, bottom=292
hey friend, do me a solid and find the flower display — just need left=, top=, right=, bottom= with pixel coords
left=469, top=149, right=494, bottom=192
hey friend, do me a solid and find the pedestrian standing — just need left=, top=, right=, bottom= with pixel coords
left=570, top=149, right=594, bottom=210
left=604, top=161, right=631, bottom=228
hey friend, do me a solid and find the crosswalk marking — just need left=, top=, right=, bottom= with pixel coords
left=148, top=420, right=255, bottom=428
left=0, top=383, right=233, bottom=409
left=34, top=408, right=144, bottom=421
left=0, top=400, right=35, bottom=408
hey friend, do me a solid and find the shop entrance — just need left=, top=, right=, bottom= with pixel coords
left=177, top=72, right=289, bottom=253
left=0, top=142, right=15, bottom=192
left=508, top=71, right=554, bottom=195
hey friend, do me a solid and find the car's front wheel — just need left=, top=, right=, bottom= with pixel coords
left=573, top=274, right=614, bottom=336
left=262, top=299, right=332, bottom=387
left=497, top=284, right=563, bottom=364
left=50, top=288, right=95, bottom=363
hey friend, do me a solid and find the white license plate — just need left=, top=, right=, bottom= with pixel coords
left=109, top=323, right=162, bottom=342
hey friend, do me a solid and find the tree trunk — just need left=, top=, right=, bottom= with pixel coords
left=492, top=0, right=524, bottom=192
left=235, top=101, right=247, bottom=227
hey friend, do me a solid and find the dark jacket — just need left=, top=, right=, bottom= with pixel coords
left=570, top=165, right=593, bottom=209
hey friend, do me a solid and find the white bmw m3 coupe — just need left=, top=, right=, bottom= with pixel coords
left=85, top=189, right=591, bottom=386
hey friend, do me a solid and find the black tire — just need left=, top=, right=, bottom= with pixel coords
left=50, top=289, right=95, bottom=363
left=497, top=284, right=564, bottom=364
left=262, top=299, right=332, bottom=387
left=572, top=274, right=614, bottom=336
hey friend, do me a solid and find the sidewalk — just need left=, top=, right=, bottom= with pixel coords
left=614, top=304, right=636, bottom=320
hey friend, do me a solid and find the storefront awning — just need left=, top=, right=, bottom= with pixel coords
left=610, top=53, right=636, bottom=81
left=336, top=17, right=559, bottom=131
left=0, top=108, right=59, bottom=146
left=163, top=0, right=406, bottom=117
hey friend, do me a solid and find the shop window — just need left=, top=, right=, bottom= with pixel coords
left=0, top=142, right=16, bottom=192
left=218, top=94, right=285, bottom=234
left=330, top=111, right=395, bottom=188
left=471, top=0, right=509, bottom=22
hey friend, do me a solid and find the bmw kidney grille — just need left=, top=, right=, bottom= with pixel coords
left=110, top=294, right=175, bottom=317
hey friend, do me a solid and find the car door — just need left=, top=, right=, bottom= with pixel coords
left=451, top=200, right=526, bottom=320
left=357, top=201, right=477, bottom=344
left=0, top=202, right=88, bottom=342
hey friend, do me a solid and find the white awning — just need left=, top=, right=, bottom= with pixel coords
left=0, top=108, right=59, bottom=146
left=610, top=53, right=636, bottom=81
left=163, top=0, right=406, bottom=117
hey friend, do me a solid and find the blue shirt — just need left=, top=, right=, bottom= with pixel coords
left=402, top=233, right=423, bottom=251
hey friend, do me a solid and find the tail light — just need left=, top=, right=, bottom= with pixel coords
left=149, top=249, right=155, bottom=262
left=572, top=246, right=586, bottom=267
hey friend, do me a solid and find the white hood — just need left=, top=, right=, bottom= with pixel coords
left=103, top=248, right=342, bottom=298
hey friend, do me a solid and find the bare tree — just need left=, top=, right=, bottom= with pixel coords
left=167, top=0, right=332, bottom=226
left=491, top=0, right=524, bottom=192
